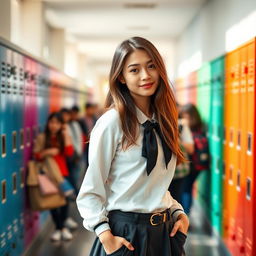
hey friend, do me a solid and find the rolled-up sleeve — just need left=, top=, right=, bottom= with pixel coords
left=169, top=196, right=185, bottom=221
left=76, top=110, right=120, bottom=236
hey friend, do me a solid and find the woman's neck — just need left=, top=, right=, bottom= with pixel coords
left=134, top=98, right=152, bottom=118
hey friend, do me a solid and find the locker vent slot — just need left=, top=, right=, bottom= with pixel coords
left=20, top=168, right=24, bottom=188
left=236, top=171, right=240, bottom=190
left=1, top=134, right=6, bottom=157
left=247, top=133, right=252, bottom=154
left=20, top=129, right=24, bottom=149
left=12, top=131, right=17, bottom=153
left=246, top=178, right=251, bottom=200
left=12, top=173, right=17, bottom=194
left=1, top=180, right=6, bottom=203
left=26, top=128, right=31, bottom=147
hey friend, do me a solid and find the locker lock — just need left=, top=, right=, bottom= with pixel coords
left=244, top=66, right=248, bottom=74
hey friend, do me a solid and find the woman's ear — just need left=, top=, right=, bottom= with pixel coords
left=119, top=75, right=125, bottom=84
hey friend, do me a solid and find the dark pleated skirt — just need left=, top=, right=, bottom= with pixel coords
left=89, top=210, right=187, bottom=256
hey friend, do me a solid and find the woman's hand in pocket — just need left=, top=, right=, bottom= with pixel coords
left=99, top=230, right=134, bottom=254
left=170, top=213, right=189, bottom=237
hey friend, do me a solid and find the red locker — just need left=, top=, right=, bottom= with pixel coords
left=244, top=38, right=256, bottom=256
left=235, top=43, right=248, bottom=255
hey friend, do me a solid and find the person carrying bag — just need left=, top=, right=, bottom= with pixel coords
left=28, top=112, right=75, bottom=241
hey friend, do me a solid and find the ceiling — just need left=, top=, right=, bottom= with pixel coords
left=43, top=0, right=207, bottom=72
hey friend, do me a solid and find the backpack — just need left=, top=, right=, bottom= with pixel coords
left=190, top=130, right=210, bottom=171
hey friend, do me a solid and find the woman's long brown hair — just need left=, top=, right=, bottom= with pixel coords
left=105, top=37, right=186, bottom=164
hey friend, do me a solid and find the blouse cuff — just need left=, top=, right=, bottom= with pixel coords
left=171, top=209, right=185, bottom=222
left=95, top=222, right=111, bottom=237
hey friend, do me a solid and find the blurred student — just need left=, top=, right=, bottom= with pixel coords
left=169, top=105, right=194, bottom=203
left=180, top=104, right=210, bottom=214
left=33, top=112, right=74, bottom=241
left=81, top=103, right=98, bottom=168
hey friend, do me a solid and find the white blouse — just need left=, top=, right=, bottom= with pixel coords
left=76, top=107, right=184, bottom=236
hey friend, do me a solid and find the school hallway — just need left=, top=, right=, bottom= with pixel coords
left=24, top=201, right=230, bottom=256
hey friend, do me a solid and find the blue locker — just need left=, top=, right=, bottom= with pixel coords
left=6, top=46, right=17, bottom=256
left=0, top=45, right=9, bottom=246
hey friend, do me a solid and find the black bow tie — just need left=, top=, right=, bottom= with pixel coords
left=142, top=120, right=172, bottom=175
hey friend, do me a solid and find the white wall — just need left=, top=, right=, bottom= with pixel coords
left=175, top=0, right=256, bottom=77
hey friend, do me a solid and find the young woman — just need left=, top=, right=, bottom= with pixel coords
left=77, top=37, right=189, bottom=256
left=180, top=103, right=209, bottom=214
left=34, top=112, right=74, bottom=241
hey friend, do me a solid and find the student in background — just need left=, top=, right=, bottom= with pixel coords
left=33, top=112, right=74, bottom=241
left=81, top=103, right=98, bottom=168
left=180, top=103, right=210, bottom=214
left=169, top=105, right=194, bottom=203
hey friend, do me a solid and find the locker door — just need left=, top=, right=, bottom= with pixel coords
left=197, top=63, right=212, bottom=219
left=222, top=53, right=232, bottom=249
left=236, top=44, right=248, bottom=255
left=244, top=38, right=256, bottom=256
left=0, top=44, right=8, bottom=256
left=11, top=50, right=25, bottom=256
left=210, top=56, right=225, bottom=235
left=226, top=48, right=240, bottom=255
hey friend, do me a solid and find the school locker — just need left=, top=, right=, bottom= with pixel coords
left=23, top=57, right=39, bottom=248
left=232, top=43, right=248, bottom=255
left=222, top=52, right=232, bottom=249
left=196, top=63, right=212, bottom=219
left=209, top=56, right=225, bottom=235
left=0, top=45, right=8, bottom=256
left=244, top=38, right=256, bottom=256
left=223, top=48, right=240, bottom=255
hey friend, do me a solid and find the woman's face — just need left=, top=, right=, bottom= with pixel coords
left=121, top=49, right=159, bottom=101
left=182, top=113, right=191, bottom=126
left=48, top=117, right=62, bottom=135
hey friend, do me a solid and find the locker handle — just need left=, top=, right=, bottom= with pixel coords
left=246, top=178, right=251, bottom=200
left=1, top=180, right=7, bottom=203
left=1, top=134, right=6, bottom=157
left=12, top=173, right=17, bottom=194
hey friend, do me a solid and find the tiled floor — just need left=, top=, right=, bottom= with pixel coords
left=29, top=201, right=231, bottom=256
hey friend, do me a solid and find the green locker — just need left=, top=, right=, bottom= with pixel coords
left=196, top=62, right=212, bottom=219
left=209, top=56, right=225, bottom=235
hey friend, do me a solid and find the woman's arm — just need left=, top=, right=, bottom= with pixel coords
left=76, top=110, right=119, bottom=235
left=33, top=133, right=59, bottom=160
left=169, top=196, right=189, bottom=236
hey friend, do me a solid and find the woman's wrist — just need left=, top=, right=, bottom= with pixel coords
left=99, top=230, right=113, bottom=244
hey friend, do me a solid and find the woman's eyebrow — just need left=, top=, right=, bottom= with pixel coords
left=127, top=59, right=152, bottom=68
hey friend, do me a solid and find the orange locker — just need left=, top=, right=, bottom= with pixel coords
left=227, top=48, right=240, bottom=255
left=223, top=52, right=232, bottom=246
left=244, top=38, right=256, bottom=256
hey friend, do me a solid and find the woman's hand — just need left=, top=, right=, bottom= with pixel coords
left=99, top=230, right=134, bottom=255
left=170, top=213, right=189, bottom=237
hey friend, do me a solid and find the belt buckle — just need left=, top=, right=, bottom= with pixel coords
left=150, top=212, right=167, bottom=226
